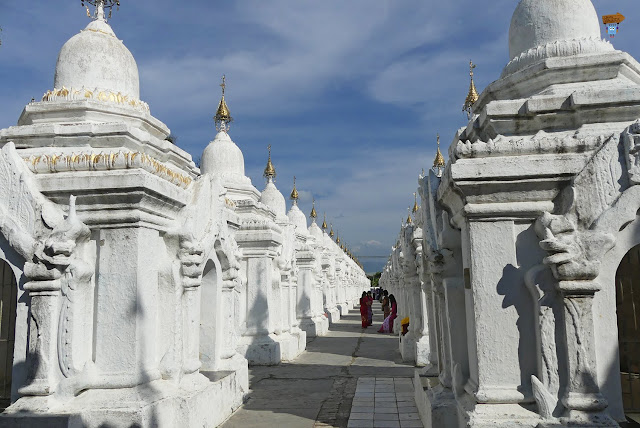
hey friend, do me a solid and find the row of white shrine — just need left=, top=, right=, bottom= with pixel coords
left=381, top=0, right=640, bottom=426
left=0, top=5, right=368, bottom=426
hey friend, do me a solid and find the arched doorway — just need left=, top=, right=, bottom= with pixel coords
left=0, top=259, right=17, bottom=409
left=616, top=243, right=640, bottom=415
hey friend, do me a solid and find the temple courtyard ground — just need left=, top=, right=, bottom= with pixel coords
left=221, top=307, right=419, bottom=428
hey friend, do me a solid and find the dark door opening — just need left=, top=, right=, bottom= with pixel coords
left=0, top=260, right=17, bottom=410
left=616, top=243, right=640, bottom=421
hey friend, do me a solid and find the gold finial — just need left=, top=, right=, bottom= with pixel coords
left=433, top=134, right=445, bottom=169
left=322, top=213, right=328, bottom=230
left=406, top=208, right=413, bottom=224
left=412, top=192, right=419, bottom=213
left=264, top=144, right=276, bottom=180
left=290, top=176, right=299, bottom=202
left=329, top=224, right=334, bottom=237
left=81, top=0, right=120, bottom=21
left=463, top=61, right=479, bottom=119
left=336, top=233, right=341, bottom=244
left=215, top=75, right=233, bottom=132
left=310, top=199, right=317, bottom=219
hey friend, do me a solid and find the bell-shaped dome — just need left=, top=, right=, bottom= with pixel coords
left=287, top=204, right=308, bottom=232
left=54, top=19, right=139, bottom=99
left=309, top=222, right=323, bottom=240
left=260, top=179, right=286, bottom=217
left=201, top=131, right=245, bottom=177
left=509, top=0, right=601, bottom=61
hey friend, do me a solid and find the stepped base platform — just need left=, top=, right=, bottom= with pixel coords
left=0, top=370, right=245, bottom=428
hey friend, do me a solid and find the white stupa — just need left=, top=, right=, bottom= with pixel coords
left=503, top=0, right=613, bottom=76
left=287, top=177, right=308, bottom=232
left=38, top=1, right=150, bottom=113
left=259, top=146, right=287, bottom=218
left=199, top=76, right=259, bottom=201
left=55, top=16, right=139, bottom=99
left=308, top=203, right=324, bottom=240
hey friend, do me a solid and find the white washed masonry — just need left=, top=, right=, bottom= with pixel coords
left=381, top=0, right=640, bottom=427
left=0, top=5, right=368, bottom=427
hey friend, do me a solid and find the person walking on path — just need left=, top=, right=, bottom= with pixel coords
left=381, top=290, right=390, bottom=320
left=359, top=292, right=369, bottom=328
left=366, top=291, right=374, bottom=326
left=378, top=294, right=397, bottom=333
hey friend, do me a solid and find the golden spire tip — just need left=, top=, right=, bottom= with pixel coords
left=310, top=198, right=317, bottom=219
left=215, top=75, right=233, bottom=132
left=290, top=176, right=299, bottom=202
left=463, top=60, right=479, bottom=118
left=264, top=144, right=276, bottom=180
left=433, top=133, right=445, bottom=169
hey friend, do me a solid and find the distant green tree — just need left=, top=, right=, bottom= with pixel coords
left=367, top=271, right=382, bottom=288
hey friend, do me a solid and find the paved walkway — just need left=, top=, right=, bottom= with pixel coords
left=348, top=377, right=421, bottom=428
left=220, top=306, right=418, bottom=428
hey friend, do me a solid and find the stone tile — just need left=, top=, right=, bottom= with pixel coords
left=350, top=413, right=374, bottom=420
left=397, top=407, right=418, bottom=414
left=375, top=393, right=396, bottom=398
left=348, top=419, right=374, bottom=428
left=397, top=401, right=416, bottom=406
left=374, top=407, right=399, bottom=414
left=375, top=403, right=398, bottom=409
left=400, top=420, right=424, bottom=428
left=354, top=393, right=375, bottom=398
left=351, top=407, right=374, bottom=414
left=374, top=413, right=399, bottom=421
left=399, top=413, right=421, bottom=421
left=374, top=420, right=400, bottom=428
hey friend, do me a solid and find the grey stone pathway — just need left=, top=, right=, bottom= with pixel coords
left=220, top=306, right=418, bottom=428
left=347, top=377, right=421, bottom=428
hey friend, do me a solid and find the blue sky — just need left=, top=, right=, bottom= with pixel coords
left=1, top=1, right=639, bottom=273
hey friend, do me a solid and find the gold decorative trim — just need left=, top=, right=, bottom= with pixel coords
left=23, top=150, right=192, bottom=188
left=41, top=86, right=149, bottom=113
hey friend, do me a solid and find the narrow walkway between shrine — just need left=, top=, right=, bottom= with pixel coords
left=220, top=307, right=417, bottom=428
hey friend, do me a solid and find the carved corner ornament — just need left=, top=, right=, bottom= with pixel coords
left=178, top=234, right=204, bottom=289
left=535, top=212, right=614, bottom=293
